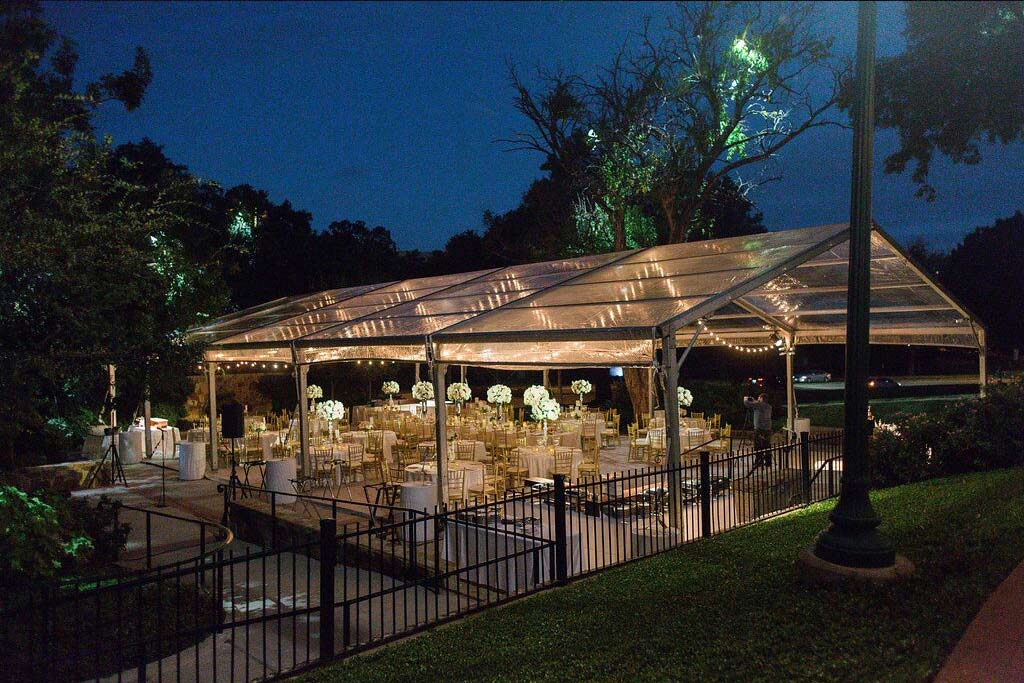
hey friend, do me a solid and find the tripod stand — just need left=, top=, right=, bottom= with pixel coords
left=86, top=365, right=127, bottom=488
left=86, top=425, right=127, bottom=488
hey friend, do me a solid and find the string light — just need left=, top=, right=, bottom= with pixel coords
left=697, top=319, right=776, bottom=354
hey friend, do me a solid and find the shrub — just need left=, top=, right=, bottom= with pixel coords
left=869, top=382, right=1024, bottom=487
left=0, top=485, right=130, bottom=589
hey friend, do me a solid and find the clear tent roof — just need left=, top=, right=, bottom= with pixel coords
left=191, top=224, right=983, bottom=368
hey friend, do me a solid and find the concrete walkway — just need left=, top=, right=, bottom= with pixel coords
left=935, top=559, right=1024, bottom=682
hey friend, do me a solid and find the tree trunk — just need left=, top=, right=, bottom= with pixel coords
left=623, top=367, right=649, bottom=425
left=660, top=191, right=677, bottom=244
left=612, top=204, right=627, bottom=251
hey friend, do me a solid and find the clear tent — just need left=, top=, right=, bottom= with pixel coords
left=190, top=223, right=984, bottom=367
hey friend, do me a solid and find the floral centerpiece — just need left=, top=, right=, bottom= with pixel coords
left=412, top=380, right=434, bottom=415
left=531, top=396, right=561, bottom=445
left=382, top=380, right=400, bottom=407
left=306, top=384, right=323, bottom=412
left=447, top=381, right=472, bottom=416
left=678, top=386, right=693, bottom=416
left=315, top=399, right=345, bottom=439
left=570, top=379, right=593, bottom=410
left=523, top=384, right=549, bottom=408
left=487, top=384, right=512, bottom=421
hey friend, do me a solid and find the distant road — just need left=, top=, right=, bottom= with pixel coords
left=795, top=374, right=978, bottom=391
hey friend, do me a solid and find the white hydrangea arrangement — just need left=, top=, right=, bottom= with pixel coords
left=382, top=380, right=400, bottom=397
left=678, top=387, right=694, bottom=407
left=486, top=384, right=512, bottom=404
left=570, top=379, right=593, bottom=397
left=446, top=382, right=472, bottom=403
left=531, top=397, right=561, bottom=422
left=412, top=381, right=434, bottom=402
left=523, top=384, right=549, bottom=407
left=315, top=399, right=345, bottom=422
left=306, top=384, right=323, bottom=400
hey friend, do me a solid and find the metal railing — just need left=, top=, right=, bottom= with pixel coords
left=4, top=431, right=843, bottom=682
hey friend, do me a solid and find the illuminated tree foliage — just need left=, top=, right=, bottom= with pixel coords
left=869, top=1, right=1024, bottom=199
left=506, top=1, right=843, bottom=249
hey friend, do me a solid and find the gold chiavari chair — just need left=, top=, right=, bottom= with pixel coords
left=310, top=445, right=337, bottom=495
left=628, top=423, right=648, bottom=463
left=581, top=420, right=598, bottom=454
left=708, top=424, right=732, bottom=456
left=417, top=441, right=436, bottom=462
left=469, top=456, right=506, bottom=501
left=447, top=468, right=466, bottom=502
left=394, top=442, right=420, bottom=467
left=505, top=448, right=529, bottom=489
left=240, top=434, right=266, bottom=488
left=647, top=427, right=666, bottom=466
left=340, top=443, right=364, bottom=483
left=548, top=447, right=574, bottom=478
left=602, top=413, right=620, bottom=447
left=455, top=440, right=477, bottom=462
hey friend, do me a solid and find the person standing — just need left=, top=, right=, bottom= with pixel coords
left=743, top=393, right=773, bottom=471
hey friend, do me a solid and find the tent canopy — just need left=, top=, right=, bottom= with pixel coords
left=188, top=223, right=983, bottom=368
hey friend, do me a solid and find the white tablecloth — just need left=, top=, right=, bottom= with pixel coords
left=404, top=460, right=484, bottom=499
left=264, top=458, right=297, bottom=504
left=102, top=427, right=179, bottom=463
left=176, top=442, right=206, bottom=480
left=514, top=446, right=584, bottom=480
left=400, top=482, right=437, bottom=543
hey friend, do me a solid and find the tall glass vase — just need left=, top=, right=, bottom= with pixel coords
left=542, top=419, right=548, bottom=446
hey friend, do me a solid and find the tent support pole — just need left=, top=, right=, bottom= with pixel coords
left=415, top=362, right=421, bottom=383
left=978, top=329, right=987, bottom=398
left=297, top=364, right=309, bottom=477
left=785, top=335, right=796, bottom=436
left=460, top=365, right=466, bottom=383
left=143, top=384, right=153, bottom=460
left=206, top=362, right=218, bottom=470
left=542, top=369, right=549, bottom=389
left=431, top=362, right=449, bottom=506
left=662, top=334, right=682, bottom=529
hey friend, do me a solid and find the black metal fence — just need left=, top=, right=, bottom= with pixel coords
left=1, top=431, right=842, bottom=682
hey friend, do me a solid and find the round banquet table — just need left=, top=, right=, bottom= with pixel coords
left=177, top=442, right=207, bottom=480
left=259, top=431, right=287, bottom=459
left=264, top=458, right=298, bottom=504
left=514, top=446, right=584, bottom=481
left=521, top=430, right=581, bottom=449
left=400, top=481, right=437, bottom=543
left=404, top=460, right=483, bottom=500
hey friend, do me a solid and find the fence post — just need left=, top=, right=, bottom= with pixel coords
left=145, top=512, right=152, bottom=571
left=800, top=431, right=811, bottom=504
left=699, top=451, right=711, bottom=538
left=319, top=518, right=337, bottom=662
left=553, top=474, right=568, bottom=584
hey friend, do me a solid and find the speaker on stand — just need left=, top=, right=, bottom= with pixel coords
left=222, top=402, right=245, bottom=499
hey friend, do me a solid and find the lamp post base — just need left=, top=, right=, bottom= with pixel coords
left=797, top=547, right=913, bottom=585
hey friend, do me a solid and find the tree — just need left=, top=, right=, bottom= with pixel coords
left=504, top=1, right=830, bottom=418
left=0, top=2, right=224, bottom=462
left=940, top=212, right=1024, bottom=353
left=506, top=2, right=842, bottom=249
left=870, top=2, right=1024, bottom=199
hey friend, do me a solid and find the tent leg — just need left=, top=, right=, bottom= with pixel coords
left=144, top=388, right=152, bottom=459
left=298, top=364, right=309, bottom=476
left=206, top=363, right=218, bottom=470
left=785, top=339, right=796, bottom=437
left=978, top=330, right=987, bottom=398
left=432, top=363, right=449, bottom=506
left=542, top=369, right=549, bottom=389
left=460, top=365, right=466, bottom=383
left=662, top=335, right=682, bottom=529
left=415, top=362, right=421, bottom=383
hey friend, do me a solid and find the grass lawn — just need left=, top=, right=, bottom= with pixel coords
left=304, top=467, right=1024, bottom=682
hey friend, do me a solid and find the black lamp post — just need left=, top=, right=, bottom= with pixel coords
left=811, top=0, right=896, bottom=569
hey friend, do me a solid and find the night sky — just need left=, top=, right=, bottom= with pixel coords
left=46, top=1, right=1023, bottom=252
